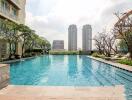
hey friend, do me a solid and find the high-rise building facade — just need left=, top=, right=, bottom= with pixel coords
left=0, top=0, right=26, bottom=24
left=82, top=24, right=92, bottom=52
left=52, top=40, right=64, bottom=51
left=0, top=0, right=26, bottom=59
left=68, top=25, right=77, bottom=51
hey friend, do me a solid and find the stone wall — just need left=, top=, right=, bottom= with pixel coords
left=0, top=64, right=9, bottom=89
left=0, top=40, right=9, bottom=61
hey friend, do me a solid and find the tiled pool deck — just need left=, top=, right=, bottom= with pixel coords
left=0, top=85, right=125, bottom=100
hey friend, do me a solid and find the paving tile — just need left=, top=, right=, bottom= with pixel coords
left=0, top=85, right=126, bottom=100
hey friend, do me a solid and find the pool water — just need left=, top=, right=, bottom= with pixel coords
left=10, top=55, right=132, bottom=99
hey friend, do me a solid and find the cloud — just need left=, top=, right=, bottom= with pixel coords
left=26, top=12, right=67, bottom=47
left=26, top=0, right=132, bottom=49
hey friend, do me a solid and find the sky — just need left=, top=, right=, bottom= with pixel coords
left=25, top=0, right=132, bottom=49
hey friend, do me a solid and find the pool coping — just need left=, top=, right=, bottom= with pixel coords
left=0, top=64, right=9, bottom=68
left=0, top=55, right=43, bottom=64
left=88, top=56, right=132, bottom=72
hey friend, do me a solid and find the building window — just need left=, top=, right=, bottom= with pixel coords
left=5, top=2, right=10, bottom=13
left=12, top=7, right=17, bottom=16
left=1, top=0, right=5, bottom=11
left=0, top=0, right=18, bottom=20
left=1, top=0, right=10, bottom=14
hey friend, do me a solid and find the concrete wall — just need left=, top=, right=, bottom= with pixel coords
left=18, top=0, right=26, bottom=24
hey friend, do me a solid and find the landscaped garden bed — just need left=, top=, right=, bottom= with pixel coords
left=49, top=51, right=79, bottom=55
left=118, top=59, right=132, bottom=66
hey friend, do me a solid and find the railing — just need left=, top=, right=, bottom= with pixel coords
left=0, top=6, right=18, bottom=21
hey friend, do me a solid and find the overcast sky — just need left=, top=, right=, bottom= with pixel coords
left=26, top=0, right=132, bottom=49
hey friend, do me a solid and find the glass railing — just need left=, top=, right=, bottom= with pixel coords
left=0, top=6, right=18, bottom=21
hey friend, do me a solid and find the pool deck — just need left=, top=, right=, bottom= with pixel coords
left=0, top=85, right=126, bottom=100
left=0, top=64, right=9, bottom=68
left=88, top=56, right=132, bottom=72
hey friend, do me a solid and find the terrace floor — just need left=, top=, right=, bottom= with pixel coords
left=0, top=85, right=126, bottom=100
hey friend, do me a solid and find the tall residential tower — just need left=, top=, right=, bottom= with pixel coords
left=82, top=25, right=92, bottom=52
left=68, top=25, right=77, bottom=51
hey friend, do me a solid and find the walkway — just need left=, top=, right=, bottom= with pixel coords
left=0, top=85, right=126, bottom=100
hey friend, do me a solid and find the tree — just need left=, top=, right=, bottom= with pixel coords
left=45, top=41, right=51, bottom=53
left=93, top=33, right=104, bottom=54
left=0, top=20, right=19, bottom=59
left=25, top=32, right=37, bottom=51
left=118, top=39, right=128, bottom=53
left=18, top=24, right=33, bottom=57
left=114, top=11, right=132, bottom=59
left=32, top=36, right=51, bottom=54
left=0, top=19, right=51, bottom=58
left=94, top=31, right=117, bottom=57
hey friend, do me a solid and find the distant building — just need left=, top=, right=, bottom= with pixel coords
left=82, top=24, right=92, bottom=52
left=52, top=40, right=64, bottom=51
left=68, top=24, right=77, bottom=51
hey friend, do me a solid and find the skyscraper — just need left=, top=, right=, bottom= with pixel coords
left=68, top=25, right=77, bottom=51
left=52, top=40, right=64, bottom=51
left=82, top=25, right=92, bottom=52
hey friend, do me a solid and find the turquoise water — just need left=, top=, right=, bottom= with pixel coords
left=10, top=55, right=132, bottom=99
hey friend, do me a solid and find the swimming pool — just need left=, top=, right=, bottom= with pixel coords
left=10, top=55, right=132, bottom=99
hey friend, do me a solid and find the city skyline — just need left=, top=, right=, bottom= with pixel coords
left=52, top=24, right=92, bottom=51
left=26, top=0, right=132, bottom=49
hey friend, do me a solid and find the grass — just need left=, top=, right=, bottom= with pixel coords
left=49, top=51, right=79, bottom=55
left=118, top=59, right=132, bottom=66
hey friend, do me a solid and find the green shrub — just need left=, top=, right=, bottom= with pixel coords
left=49, top=51, right=79, bottom=55
left=25, top=49, right=43, bottom=53
left=79, top=51, right=92, bottom=55
left=118, top=59, right=132, bottom=66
